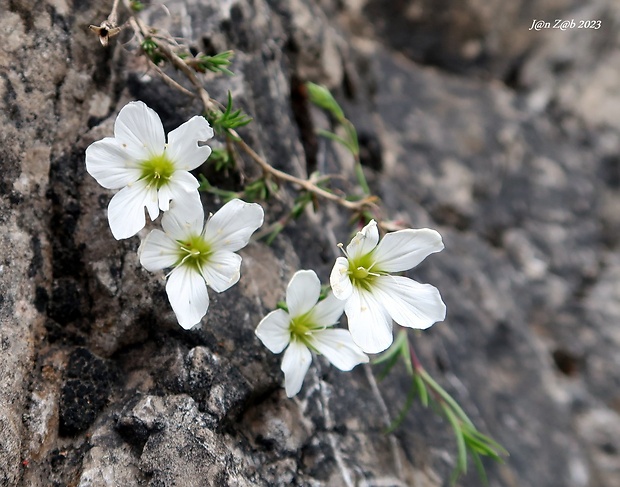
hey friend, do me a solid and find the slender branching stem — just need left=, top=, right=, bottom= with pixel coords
left=118, top=2, right=375, bottom=213
left=108, top=0, right=121, bottom=25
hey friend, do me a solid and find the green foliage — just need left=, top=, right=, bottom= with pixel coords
left=243, top=178, right=278, bottom=202
left=207, top=91, right=253, bottom=136
left=208, top=148, right=235, bottom=173
left=141, top=37, right=165, bottom=65
left=318, top=283, right=331, bottom=301
left=197, top=174, right=239, bottom=201
left=181, top=50, right=235, bottom=76
left=306, top=82, right=345, bottom=121
left=291, top=191, right=314, bottom=219
left=130, top=0, right=145, bottom=12
left=374, top=330, right=508, bottom=484
left=306, top=82, right=370, bottom=196
left=196, top=51, right=235, bottom=76
left=262, top=221, right=283, bottom=245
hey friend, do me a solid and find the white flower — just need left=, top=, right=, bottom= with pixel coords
left=330, top=220, right=446, bottom=354
left=85, top=101, right=214, bottom=239
left=139, top=197, right=264, bottom=329
left=255, top=270, right=369, bottom=397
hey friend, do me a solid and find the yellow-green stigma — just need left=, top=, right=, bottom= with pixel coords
left=177, top=235, right=212, bottom=271
left=289, top=313, right=317, bottom=347
left=348, top=254, right=377, bottom=291
left=139, top=153, right=175, bottom=189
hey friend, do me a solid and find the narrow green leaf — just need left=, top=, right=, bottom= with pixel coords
left=468, top=429, right=509, bottom=457
left=197, top=175, right=239, bottom=199
left=399, top=338, right=413, bottom=376
left=265, top=222, right=284, bottom=245
left=464, top=430, right=496, bottom=456
left=196, top=50, right=235, bottom=76
left=371, top=346, right=400, bottom=366
left=413, top=373, right=429, bottom=407
left=354, top=162, right=371, bottom=196
left=343, top=119, right=359, bottom=155
left=372, top=331, right=406, bottom=366
left=443, top=406, right=468, bottom=477
left=470, top=451, right=488, bottom=486
left=420, top=369, right=474, bottom=428
left=316, top=129, right=357, bottom=154
left=375, top=352, right=400, bottom=381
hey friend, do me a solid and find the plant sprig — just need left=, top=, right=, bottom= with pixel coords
left=207, top=91, right=253, bottom=135
left=306, top=82, right=369, bottom=196
left=123, top=10, right=375, bottom=213
left=182, top=50, right=235, bottom=76
left=374, top=330, right=508, bottom=484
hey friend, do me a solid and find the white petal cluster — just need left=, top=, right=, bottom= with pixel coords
left=255, top=270, right=369, bottom=397
left=330, top=220, right=446, bottom=354
left=139, top=197, right=264, bottom=329
left=85, top=101, right=214, bottom=239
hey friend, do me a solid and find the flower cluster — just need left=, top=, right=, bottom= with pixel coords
left=83, top=15, right=506, bottom=475
left=256, top=220, right=446, bottom=396
left=86, top=101, right=263, bottom=328
left=85, top=101, right=446, bottom=400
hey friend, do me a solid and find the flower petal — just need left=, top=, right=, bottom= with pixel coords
left=139, top=229, right=180, bottom=271
left=107, top=180, right=158, bottom=239
left=330, top=257, right=353, bottom=300
left=168, top=170, right=201, bottom=193
left=166, top=265, right=210, bottom=329
left=161, top=196, right=204, bottom=241
left=201, top=250, right=242, bottom=293
left=255, top=309, right=291, bottom=354
left=281, top=340, right=312, bottom=397
left=159, top=171, right=201, bottom=213
left=346, top=219, right=379, bottom=260
left=372, top=228, right=444, bottom=273
left=166, top=116, right=214, bottom=171
left=345, top=288, right=393, bottom=354
left=203, top=199, right=264, bottom=252
left=309, top=328, right=369, bottom=371
left=157, top=184, right=173, bottom=213
left=286, top=270, right=321, bottom=318
left=114, top=101, right=166, bottom=159
left=85, top=138, right=142, bottom=189
left=372, top=276, right=446, bottom=330
left=307, top=293, right=345, bottom=328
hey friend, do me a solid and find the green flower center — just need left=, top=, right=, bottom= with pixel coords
left=139, top=153, right=175, bottom=189
left=348, top=253, right=378, bottom=291
left=289, top=311, right=320, bottom=349
left=177, top=234, right=212, bottom=271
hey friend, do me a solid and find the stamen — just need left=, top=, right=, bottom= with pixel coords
left=178, top=253, right=194, bottom=267
left=337, top=242, right=350, bottom=259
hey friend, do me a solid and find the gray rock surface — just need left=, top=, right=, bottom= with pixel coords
left=2, top=0, right=620, bottom=486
